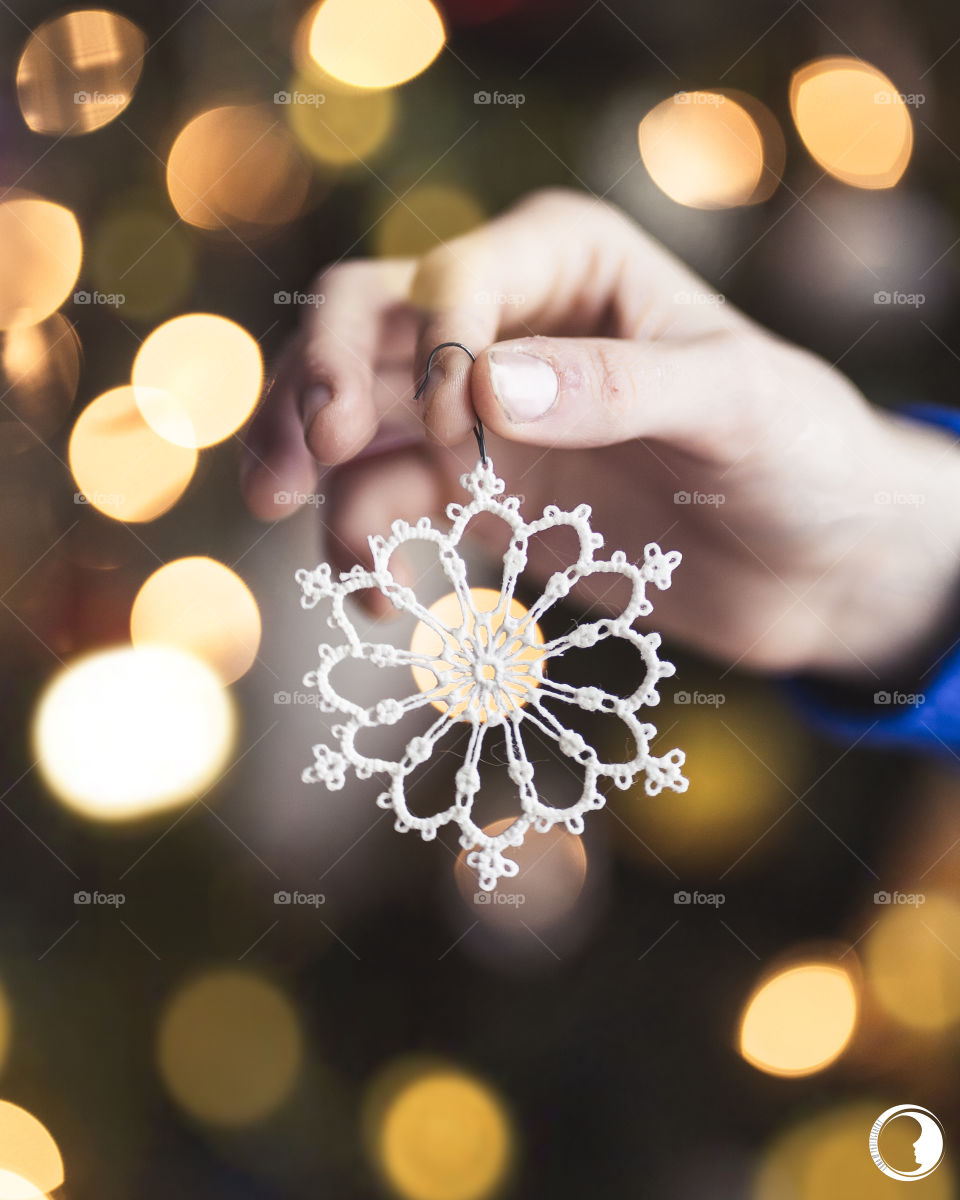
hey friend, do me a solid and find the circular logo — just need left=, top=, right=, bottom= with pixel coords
left=869, top=1105, right=945, bottom=1180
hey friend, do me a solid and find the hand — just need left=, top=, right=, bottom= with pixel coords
left=242, top=189, right=960, bottom=679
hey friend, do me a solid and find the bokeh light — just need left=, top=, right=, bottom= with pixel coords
left=0, top=982, right=10, bottom=1076
left=739, top=961, right=857, bottom=1077
left=374, top=184, right=484, bottom=257
left=131, top=556, right=262, bottom=684
left=33, top=645, right=234, bottom=821
left=166, top=105, right=311, bottom=233
left=615, top=692, right=797, bottom=868
left=0, top=314, right=81, bottom=454
left=790, top=57, right=913, bottom=189
left=0, top=1100, right=63, bottom=1198
left=132, top=313, right=263, bottom=449
left=157, top=968, right=303, bottom=1127
left=410, top=588, right=544, bottom=720
left=16, top=9, right=146, bottom=136
left=285, top=78, right=396, bottom=168
left=639, top=91, right=766, bottom=208
left=455, top=816, right=587, bottom=929
left=865, top=892, right=960, bottom=1031
left=0, top=197, right=82, bottom=330
left=68, top=385, right=197, bottom=521
left=305, top=0, right=445, bottom=89
left=372, top=1064, right=512, bottom=1200
left=90, top=207, right=194, bottom=320
left=754, top=1101, right=954, bottom=1200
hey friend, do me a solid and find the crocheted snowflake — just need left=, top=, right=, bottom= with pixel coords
left=295, top=458, right=687, bottom=890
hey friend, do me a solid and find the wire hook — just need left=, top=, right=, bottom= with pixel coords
left=413, top=341, right=486, bottom=465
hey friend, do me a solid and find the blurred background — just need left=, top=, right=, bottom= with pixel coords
left=1, top=0, right=959, bottom=1195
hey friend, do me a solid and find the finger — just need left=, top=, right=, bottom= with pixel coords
left=298, top=258, right=416, bottom=464
left=408, top=188, right=743, bottom=447
left=470, top=331, right=759, bottom=458
left=241, top=341, right=320, bottom=520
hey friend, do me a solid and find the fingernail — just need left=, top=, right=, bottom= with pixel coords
left=489, top=349, right=558, bottom=421
left=299, top=382, right=333, bottom=429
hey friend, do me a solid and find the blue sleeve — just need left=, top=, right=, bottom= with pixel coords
left=785, top=403, right=960, bottom=762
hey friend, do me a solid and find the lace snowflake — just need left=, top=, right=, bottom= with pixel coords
left=295, top=458, right=687, bottom=890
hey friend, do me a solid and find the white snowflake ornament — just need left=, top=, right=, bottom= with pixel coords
left=295, top=457, right=687, bottom=891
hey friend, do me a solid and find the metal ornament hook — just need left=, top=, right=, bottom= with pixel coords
left=413, top=341, right=486, bottom=465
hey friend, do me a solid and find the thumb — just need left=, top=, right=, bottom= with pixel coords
left=470, top=334, right=753, bottom=454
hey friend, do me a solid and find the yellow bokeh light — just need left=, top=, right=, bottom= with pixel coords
left=617, top=693, right=797, bottom=868
left=157, top=969, right=303, bottom=1127
left=131, top=556, right=261, bottom=684
left=790, top=57, right=913, bottom=189
left=639, top=91, right=766, bottom=209
left=306, top=0, right=444, bottom=90
left=374, top=185, right=485, bottom=258
left=739, top=962, right=857, bottom=1077
left=0, top=197, right=82, bottom=330
left=755, top=1102, right=955, bottom=1200
left=166, top=105, right=311, bottom=232
left=90, top=208, right=194, bottom=320
left=376, top=1067, right=511, bottom=1200
left=33, top=645, right=234, bottom=821
left=410, top=588, right=544, bottom=720
left=865, top=892, right=960, bottom=1031
left=0, top=1101, right=63, bottom=1198
left=455, top=816, right=587, bottom=928
left=285, top=78, right=396, bottom=168
left=0, top=313, right=80, bottom=453
left=16, top=9, right=146, bottom=136
left=132, top=313, right=263, bottom=449
left=68, top=385, right=197, bottom=521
